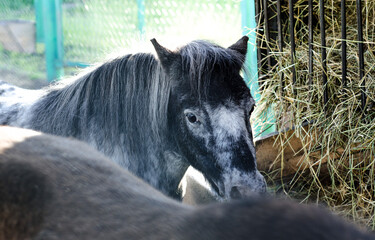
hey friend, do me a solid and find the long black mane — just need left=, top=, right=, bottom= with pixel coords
left=179, top=40, right=246, bottom=100
left=29, top=53, right=169, bottom=158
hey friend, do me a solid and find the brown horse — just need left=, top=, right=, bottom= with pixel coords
left=0, top=126, right=373, bottom=240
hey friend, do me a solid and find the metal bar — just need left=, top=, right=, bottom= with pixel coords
left=55, top=0, right=64, bottom=79
left=263, top=0, right=271, bottom=70
left=241, top=0, right=275, bottom=136
left=289, top=0, right=296, bottom=85
left=308, top=0, right=313, bottom=87
left=320, top=0, right=328, bottom=109
left=64, top=61, right=90, bottom=68
left=356, top=0, right=366, bottom=110
left=41, top=0, right=64, bottom=81
left=341, top=0, right=347, bottom=87
left=34, top=0, right=44, bottom=43
left=255, top=0, right=262, bottom=76
left=137, top=0, right=145, bottom=39
left=241, top=0, right=260, bottom=102
left=277, top=0, right=284, bottom=90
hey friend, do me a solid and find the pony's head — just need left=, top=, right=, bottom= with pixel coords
left=151, top=37, right=266, bottom=199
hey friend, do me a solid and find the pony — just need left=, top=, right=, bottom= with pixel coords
left=0, top=36, right=266, bottom=200
left=0, top=126, right=373, bottom=240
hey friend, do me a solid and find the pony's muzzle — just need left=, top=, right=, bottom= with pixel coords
left=229, top=171, right=267, bottom=199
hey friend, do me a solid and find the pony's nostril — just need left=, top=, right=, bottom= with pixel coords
left=230, top=186, right=242, bottom=199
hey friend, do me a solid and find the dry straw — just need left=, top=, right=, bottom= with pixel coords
left=254, top=0, right=375, bottom=228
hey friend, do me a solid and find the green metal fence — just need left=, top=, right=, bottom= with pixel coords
left=0, top=0, right=259, bottom=90
left=48, top=0, right=247, bottom=80
left=1, top=1, right=249, bottom=79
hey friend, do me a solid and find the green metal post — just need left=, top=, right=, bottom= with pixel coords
left=35, top=0, right=64, bottom=82
left=241, top=0, right=276, bottom=137
left=54, top=0, right=64, bottom=79
left=34, top=0, right=44, bottom=43
left=241, top=0, right=259, bottom=102
left=137, top=0, right=145, bottom=39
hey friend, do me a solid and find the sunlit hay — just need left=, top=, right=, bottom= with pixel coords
left=254, top=0, right=375, bottom=228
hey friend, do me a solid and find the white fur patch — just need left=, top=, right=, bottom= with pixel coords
left=209, top=104, right=243, bottom=144
left=0, top=83, right=43, bottom=126
left=206, top=102, right=247, bottom=169
left=204, top=101, right=265, bottom=197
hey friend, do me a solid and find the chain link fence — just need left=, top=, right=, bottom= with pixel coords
left=0, top=0, right=46, bottom=88
left=0, top=0, right=243, bottom=88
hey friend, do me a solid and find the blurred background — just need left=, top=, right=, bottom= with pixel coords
left=0, top=0, right=247, bottom=89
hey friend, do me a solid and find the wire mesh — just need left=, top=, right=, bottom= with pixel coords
left=62, top=0, right=242, bottom=74
left=0, top=0, right=242, bottom=87
left=0, top=0, right=46, bottom=88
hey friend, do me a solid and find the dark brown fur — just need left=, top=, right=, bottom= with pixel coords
left=0, top=126, right=373, bottom=240
left=0, top=162, right=48, bottom=240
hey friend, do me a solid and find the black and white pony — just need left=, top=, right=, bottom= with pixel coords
left=0, top=127, right=373, bottom=240
left=0, top=36, right=266, bottom=199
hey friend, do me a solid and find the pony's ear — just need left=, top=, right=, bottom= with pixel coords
left=228, top=36, right=249, bottom=61
left=151, top=38, right=178, bottom=71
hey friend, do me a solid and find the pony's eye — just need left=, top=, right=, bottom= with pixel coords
left=185, top=112, right=199, bottom=124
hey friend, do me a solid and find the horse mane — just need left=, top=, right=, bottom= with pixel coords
left=30, top=53, right=169, bottom=158
left=177, top=40, right=246, bottom=100
left=29, top=40, right=246, bottom=164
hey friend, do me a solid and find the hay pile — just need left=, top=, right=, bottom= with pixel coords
left=254, top=0, right=375, bottom=227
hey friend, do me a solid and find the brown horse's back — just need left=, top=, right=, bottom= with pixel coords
left=0, top=126, right=187, bottom=240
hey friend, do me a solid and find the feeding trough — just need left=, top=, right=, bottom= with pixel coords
left=0, top=20, right=36, bottom=53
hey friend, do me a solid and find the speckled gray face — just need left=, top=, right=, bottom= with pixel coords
left=154, top=36, right=267, bottom=199
left=183, top=98, right=266, bottom=199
